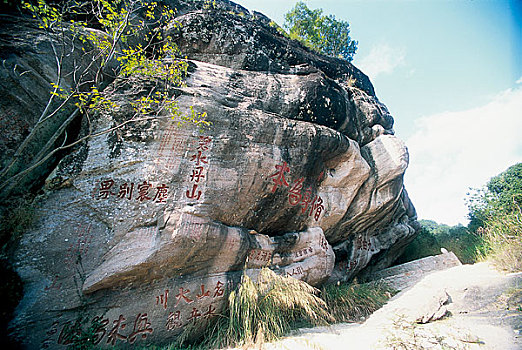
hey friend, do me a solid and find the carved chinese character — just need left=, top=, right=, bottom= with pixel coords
left=106, top=315, right=127, bottom=345
left=118, top=182, right=134, bottom=200
left=44, top=275, right=62, bottom=291
left=196, top=284, right=210, bottom=299
left=128, top=313, right=153, bottom=344
left=174, top=287, right=194, bottom=306
left=155, top=289, right=169, bottom=310
left=166, top=311, right=182, bottom=330
left=190, top=166, right=205, bottom=183
left=288, top=177, right=304, bottom=205
left=190, top=151, right=208, bottom=166
left=98, top=179, right=115, bottom=199
left=269, top=162, right=290, bottom=193
left=198, top=136, right=213, bottom=151
left=91, top=316, right=109, bottom=345
left=299, top=187, right=313, bottom=213
left=187, top=307, right=202, bottom=322
left=57, top=320, right=80, bottom=345
left=309, top=196, right=325, bottom=221
left=213, top=281, right=225, bottom=298
left=203, top=304, right=216, bottom=318
left=360, top=239, right=372, bottom=250
left=153, top=184, right=169, bottom=203
left=136, top=181, right=152, bottom=202
left=186, top=183, right=202, bottom=200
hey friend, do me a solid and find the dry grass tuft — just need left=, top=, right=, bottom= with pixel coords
left=478, top=211, right=522, bottom=273
left=173, top=268, right=332, bottom=349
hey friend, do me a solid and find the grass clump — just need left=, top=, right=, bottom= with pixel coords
left=322, top=280, right=397, bottom=323
left=227, top=268, right=331, bottom=344
left=476, top=211, right=522, bottom=273
left=174, top=268, right=332, bottom=349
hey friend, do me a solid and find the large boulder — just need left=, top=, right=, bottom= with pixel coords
left=3, top=1, right=419, bottom=348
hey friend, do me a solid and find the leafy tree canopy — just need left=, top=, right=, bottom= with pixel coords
left=467, top=163, right=522, bottom=229
left=283, top=1, right=357, bottom=62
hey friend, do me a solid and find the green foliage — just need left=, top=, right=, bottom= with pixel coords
left=401, top=163, right=522, bottom=272
left=467, top=163, right=522, bottom=229
left=397, top=220, right=482, bottom=265
left=203, top=0, right=216, bottom=10
left=466, top=163, right=522, bottom=271
left=321, top=280, right=396, bottom=323
left=22, top=0, right=61, bottom=29
left=283, top=1, right=357, bottom=61
left=21, top=0, right=210, bottom=128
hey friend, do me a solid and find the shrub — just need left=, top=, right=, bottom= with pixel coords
left=396, top=220, right=482, bottom=265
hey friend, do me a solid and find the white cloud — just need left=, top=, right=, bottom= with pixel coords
left=516, top=76, right=522, bottom=84
left=404, top=87, right=522, bottom=225
left=356, top=44, right=405, bottom=80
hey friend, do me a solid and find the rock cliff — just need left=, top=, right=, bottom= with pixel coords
left=1, top=1, right=419, bottom=348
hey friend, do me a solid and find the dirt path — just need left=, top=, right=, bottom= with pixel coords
left=262, top=262, right=522, bottom=349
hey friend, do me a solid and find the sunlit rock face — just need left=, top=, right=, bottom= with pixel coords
left=5, top=0, right=418, bottom=348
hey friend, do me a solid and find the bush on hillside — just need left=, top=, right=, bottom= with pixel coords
left=468, top=163, right=522, bottom=272
left=396, top=220, right=482, bottom=265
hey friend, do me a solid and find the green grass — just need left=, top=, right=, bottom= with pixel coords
left=321, top=280, right=397, bottom=323
left=477, top=211, right=522, bottom=273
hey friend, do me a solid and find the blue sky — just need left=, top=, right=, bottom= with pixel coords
left=234, top=0, right=522, bottom=225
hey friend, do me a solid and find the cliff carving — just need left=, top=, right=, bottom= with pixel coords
left=1, top=1, right=419, bottom=348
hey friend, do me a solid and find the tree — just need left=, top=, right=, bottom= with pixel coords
left=467, top=163, right=522, bottom=229
left=467, top=163, right=522, bottom=271
left=283, top=1, right=357, bottom=62
left=0, top=0, right=208, bottom=200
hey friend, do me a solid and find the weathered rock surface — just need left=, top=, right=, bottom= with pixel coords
left=363, top=251, right=462, bottom=291
left=2, top=1, right=419, bottom=348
